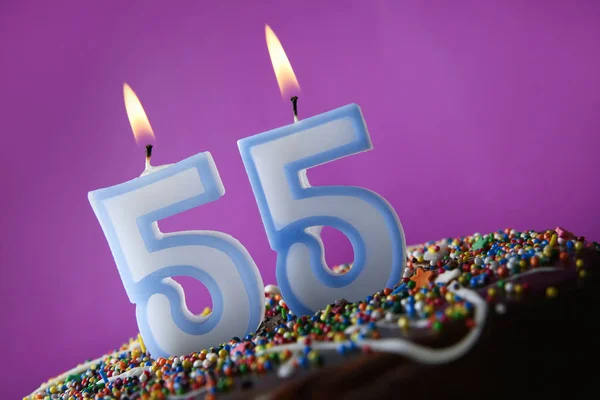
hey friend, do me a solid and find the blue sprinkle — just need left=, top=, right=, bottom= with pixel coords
left=392, top=283, right=407, bottom=295
left=298, top=357, right=309, bottom=368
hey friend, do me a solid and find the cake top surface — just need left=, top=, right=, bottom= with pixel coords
left=26, top=227, right=599, bottom=400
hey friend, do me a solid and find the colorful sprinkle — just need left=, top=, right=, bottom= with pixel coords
left=25, top=228, right=597, bottom=400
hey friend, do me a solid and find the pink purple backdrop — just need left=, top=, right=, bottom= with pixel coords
left=2, top=0, right=599, bottom=397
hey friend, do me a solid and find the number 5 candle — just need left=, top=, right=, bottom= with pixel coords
left=88, top=84, right=264, bottom=358
left=238, top=26, right=407, bottom=316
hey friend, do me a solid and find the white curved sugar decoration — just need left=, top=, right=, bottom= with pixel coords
left=260, top=268, right=559, bottom=366
left=361, top=285, right=486, bottom=364
left=434, top=268, right=461, bottom=284
left=99, top=366, right=152, bottom=383
left=168, top=386, right=207, bottom=399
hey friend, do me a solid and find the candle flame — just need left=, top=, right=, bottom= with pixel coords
left=265, top=24, right=300, bottom=98
left=123, top=83, right=156, bottom=145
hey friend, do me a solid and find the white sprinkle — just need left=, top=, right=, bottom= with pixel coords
left=193, top=360, right=202, bottom=368
left=264, top=285, right=281, bottom=295
left=415, top=301, right=424, bottom=312
left=495, top=303, right=506, bottom=314
left=140, top=372, right=148, bottom=383
left=277, top=359, right=296, bottom=379
left=505, top=282, right=514, bottom=293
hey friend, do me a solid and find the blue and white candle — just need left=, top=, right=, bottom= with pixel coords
left=237, top=26, right=407, bottom=316
left=88, top=84, right=264, bottom=358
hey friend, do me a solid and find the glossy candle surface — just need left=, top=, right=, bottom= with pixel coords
left=88, top=152, right=264, bottom=358
left=239, top=104, right=406, bottom=315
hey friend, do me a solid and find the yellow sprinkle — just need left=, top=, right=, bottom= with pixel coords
left=137, top=333, right=147, bottom=354
left=549, top=234, right=557, bottom=247
left=414, top=293, right=424, bottom=301
left=579, top=270, right=587, bottom=279
left=575, top=241, right=584, bottom=252
left=576, top=259, right=584, bottom=269
left=156, top=370, right=163, bottom=379
left=514, top=284, right=523, bottom=294
left=200, top=307, right=211, bottom=316
left=445, top=292, right=454, bottom=303
left=398, top=316, right=409, bottom=329
left=487, top=287, right=496, bottom=297
left=546, top=286, right=558, bottom=298
left=307, top=350, right=320, bottom=361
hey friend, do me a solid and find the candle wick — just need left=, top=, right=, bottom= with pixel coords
left=145, top=144, right=153, bottom=170
left=291, top=96, right=299, bottom=123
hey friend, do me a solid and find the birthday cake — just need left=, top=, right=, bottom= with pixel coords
left=26, top=227, right=600, bottom=400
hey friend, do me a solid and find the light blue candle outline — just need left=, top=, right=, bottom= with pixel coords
left=238, top=104, right=405, bottom=316
left=88, top=153, right=263, bottom=357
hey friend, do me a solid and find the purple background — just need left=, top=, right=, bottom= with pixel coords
left=2, top=0, right=599, bottom=396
